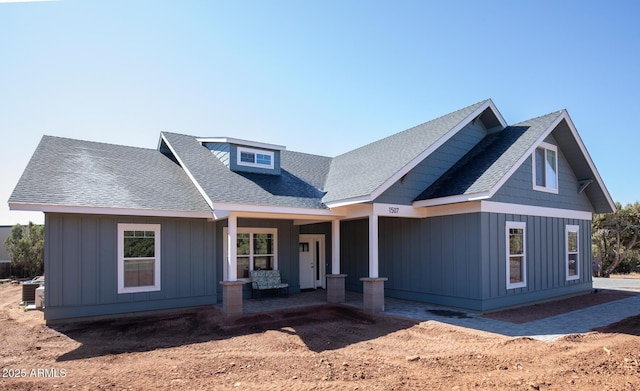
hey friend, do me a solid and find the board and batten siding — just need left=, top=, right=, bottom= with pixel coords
left=377, top=120, right=488, bottom=205
left=378, top=214, right=484, bottom=309
left=479, top=212, right=592, bottom=310
left=491, top=134, right=594, bottom=212
left=44, top=213, right=217, bottom=322
left=342, top=211, right=592, bottom=311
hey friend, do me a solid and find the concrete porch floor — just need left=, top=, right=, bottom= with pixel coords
left=213, top=278, right=640, bottom=342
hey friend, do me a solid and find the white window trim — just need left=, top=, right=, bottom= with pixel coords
left=117, top=223, right=161, bottom=294
left=532, top=142, right=559, bottom=194
left=566, top=225, right=580, bottom=281
left=223, top=227, right=278, bottom=281
left=237, top=146, right=275, bottom=169
left=506, top=221, right=527, bottom=289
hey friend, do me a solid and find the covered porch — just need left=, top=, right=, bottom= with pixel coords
left=217, top=203, right=409, bottom=316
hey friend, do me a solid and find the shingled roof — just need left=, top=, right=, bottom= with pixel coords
left=160, top=132, right=331, bottom=210
left=415, top=111, right=564, bottom=201
left=322, top=100, right=498, bottom=205
left=9, top=136, right=211, bottom=215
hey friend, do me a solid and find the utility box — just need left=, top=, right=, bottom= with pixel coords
left=35, top=286, right=45, bottom=309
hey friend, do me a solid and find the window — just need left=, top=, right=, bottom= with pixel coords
left=566, top=225, right=580, bottom=280
left=506, top=221, right=527, bottom=289
left=224, top=228, right=277, bottom=279
left=533, top=142, right=558, bottom=192
left=237, top=146, right=274, bottom=169
left=117, top=224, right=161, bottom=294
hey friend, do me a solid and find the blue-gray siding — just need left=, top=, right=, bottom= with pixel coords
left=342, top=212, right=592, bottom=311
left=44, top=213, right=217, bottom=321
left=491, top=135, right=594, bottom=212
left=377, top=120, right=487, bottom=205
left=203, top=142, right=231, bottom=167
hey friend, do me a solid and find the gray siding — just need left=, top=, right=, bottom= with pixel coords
left=44, top=214, right=217, bottom=321
left=355, top=212, right=593, bottom=311
left=215, top=218, right=300, bottom=297
left=341, top=219, right=369, bottom=292
left=377, top=120, right=487, bottom=205
left=203, top=142, right=231, bottom=167
left=378, top=215, right=484, bottom=309
left=491, top=136, right=594, bottom=212
left=479, top=212, right=592, bottom=310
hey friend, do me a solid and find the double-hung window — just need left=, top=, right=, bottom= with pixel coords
left=533, top=142, right=558, bottom=193
left=506, top=221, right=527, bottom=289
left=566, top=225, right=580, bottom=280
left=117, top=224, right=161, bottom=294
left=225, top=228, right=277, bottom=279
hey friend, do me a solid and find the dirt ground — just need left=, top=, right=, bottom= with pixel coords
left=1, top=283, right=639, bottom=390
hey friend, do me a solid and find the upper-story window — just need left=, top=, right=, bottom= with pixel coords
left=533, top=142, right=558, bottom=193
left=237, top=146, right=274, bottom=169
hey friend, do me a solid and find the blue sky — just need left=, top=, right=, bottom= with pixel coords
left=1, top=0, right=638, bottom=225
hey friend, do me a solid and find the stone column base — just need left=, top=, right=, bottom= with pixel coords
left=220, top=281, right=245, bottom=317
left=360, top=277, right=388, bottom=313
left=326, top=274, right=347, bottom=303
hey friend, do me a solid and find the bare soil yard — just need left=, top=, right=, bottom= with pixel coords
left=1, top=283, right=639, bottom=390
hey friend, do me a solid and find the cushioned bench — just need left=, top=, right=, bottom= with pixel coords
left=250, top=270, right=289, bottom=297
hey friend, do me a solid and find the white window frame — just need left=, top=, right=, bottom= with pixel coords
left=117, top=223, right=161, bottom=294
left=506, top=221, right=527, bottom=289
left=532, top=142, right=559, bottom=194
left=237, top=146, right=274, bottom=169
left=566, top=225, right=580, bottom=281
left=223, top=227, right=278, bottom=281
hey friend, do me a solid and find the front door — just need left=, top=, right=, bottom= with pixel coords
left=299, top=234, right=325, bottom=289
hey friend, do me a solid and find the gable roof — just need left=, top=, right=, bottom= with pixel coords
left=414, top=110, right=616, bottom=214
left=8, top=136, right=212, bottom=217
left=322, top=99, right=506, bottom=207
left=159, top=132, right=331, bottom=211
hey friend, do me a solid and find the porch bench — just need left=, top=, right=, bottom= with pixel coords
left=250, top=270, right=289, bottom=297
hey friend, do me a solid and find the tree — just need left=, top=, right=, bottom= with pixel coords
left=592, top=202, right=640, bottom=277
left=3, top=222, right=44, bottom=278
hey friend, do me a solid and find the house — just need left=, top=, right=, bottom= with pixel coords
left=0, top=226, right=12, bottom=278
left=8, top=100, right=615, bottom=323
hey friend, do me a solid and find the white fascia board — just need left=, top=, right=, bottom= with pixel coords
left=412, top=192, right=491, bottom=208
left=160, top=133, right=215, bottom=209
left=197, top=137, right=286, bottom=151
left=373, top=203, right=427, bottom=218
left=8, top=203, right=213, bottom=219
left=330, top=203, right=372, bottom=220
left=323, top=195, right=372, bottom=209
left=481, top=201, right=593, bottom=220
left=211, top=202, right=342, bottom=220
left=560, top=111, right=616, bottom=213
left=368, top=100, right=498, bottom=201
left=419, top=201, right=593, bottom=220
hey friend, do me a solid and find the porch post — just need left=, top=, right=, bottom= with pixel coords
left=327, top=218, right=346, bottom=303
left=220, top=213, right=243, bottom=316
left=361, top=213, right=386, bottom=312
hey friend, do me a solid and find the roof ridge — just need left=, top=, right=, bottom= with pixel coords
left=512, top=109, right=564, bottom=126
left=333, top=99, right=491, bottom=159
left=41, top=134, right=157, bottom=152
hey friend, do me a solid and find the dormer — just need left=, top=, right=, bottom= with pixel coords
left=198, top=137, right=285, bottom=176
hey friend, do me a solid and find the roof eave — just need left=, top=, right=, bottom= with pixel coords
left=9, top=202, right=213, bottom=219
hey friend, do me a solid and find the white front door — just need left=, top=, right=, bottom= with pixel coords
left=299, top=234, right=325, bottom=289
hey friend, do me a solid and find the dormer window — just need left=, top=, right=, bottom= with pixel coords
left=533, top=142, right=558, bottom=193
left=237, top=146, right=274, bottom=169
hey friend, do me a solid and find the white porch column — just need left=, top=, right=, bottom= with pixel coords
left=227, top=213, right=237, bottom=281
left=220, top=213, right=243, bottom=316
left=327, top=218, right=346, bottom=303
left=368, top=213, right=379, bottom=278
left=331, top=218, right=341, bottom=274
left=361, top=212, right=386, bottom=312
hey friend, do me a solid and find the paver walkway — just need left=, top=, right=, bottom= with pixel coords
left=227, top=278, right=640, bottom=342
